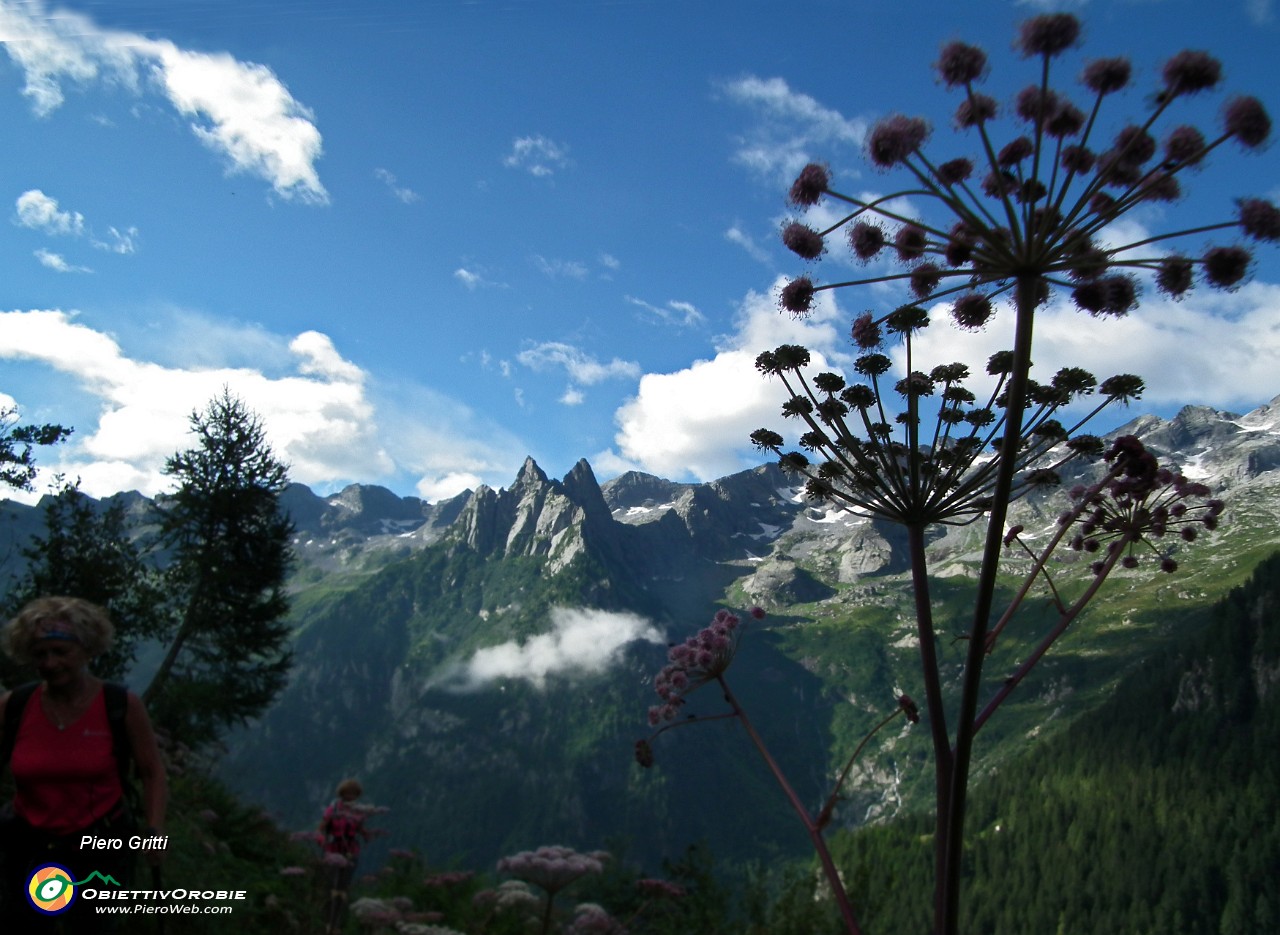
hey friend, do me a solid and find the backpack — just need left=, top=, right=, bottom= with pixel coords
left=321, top=800, right=364, bottom=856
left=0, top=681, right=138, bottom=815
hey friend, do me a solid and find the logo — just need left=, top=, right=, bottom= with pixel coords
left=27, top=864, right=77, bottom=915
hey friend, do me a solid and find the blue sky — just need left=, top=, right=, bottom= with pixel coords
left=2, top=0, right=1278, bottom=504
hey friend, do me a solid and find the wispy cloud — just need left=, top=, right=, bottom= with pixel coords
left=374, top=167, right=420, bottom=204
left=503, top=134, right=571, bottom=177
left=725, top=224, right=771, bottom=263
left=93, top=226, right=138, bottom=254
left=532, top=255, right=589, bottom=280
left=625, top=295, right=706, bottom=327
left=34, top=248, right=89, bottom=273
left=439, top=607, right=664, bottom=690
left=0, top=0, right=326, bottom=202
left=721, top=75, right=867, bottom=182
left=517, top=341, right=641, bottom=385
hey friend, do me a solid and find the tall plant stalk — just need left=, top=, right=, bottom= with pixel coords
left=642, top=12, right=1273, bottom=935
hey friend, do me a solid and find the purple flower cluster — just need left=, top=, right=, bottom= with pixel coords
left=775, top=11, right=1274, bottom=327
left=497, top=845, right=608, bottom=896
left=647, top=608, right=764, bottom=725
left=1063, top=435, right=1224, bottom=574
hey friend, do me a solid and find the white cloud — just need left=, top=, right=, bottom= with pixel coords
left=1246, top=0, right=1274, bottom=23
left=0, top=1, right=326, bottom=202
left=15, top=189, right=84, bottom=235
left=559, top=387, right=585, bottom=406
left=92, top=226, right=138, bottom=254
left=0, top=309, right=395, bottom=498
left=725, top=224, right=771, bottom=263
left=503, top=135, right=571, bottom=177
left=517, top=341, right=641, bottom=385
left=608, top=281, right=845, bottom=481
left=905, top=284, right=1280, bottom=414
left=599, top=253, right=621, bottom=271
left=34, top=248, right=89, bottom=272
left=532, top=255, right=588, bottom=280
left=374, top=168, right=420, bottom=204
left=440, top=607, right=664, bottom=690
left=454, top=268, right=482, bottom=289
left=625, top=295, right=706, bottom=327
left=722, top=75, right=867, bottom=182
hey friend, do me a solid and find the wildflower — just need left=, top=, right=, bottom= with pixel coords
left=1082, top=56, right=1131, bottom=94
left=637, top=878, right=687, bottom=899
left=937, top=158, right=974, bottom=185
left=1223, top=95, right=1271, bottom=148
left=868, top=114, right=930, bottom=168
left=848, top=221, right=887, bottom=261
left=1203, top=246, right=1252, bottom=289
left=1016, top=12, right=1080, bottom=57
left=894, top=224, right=928, bottom=261
left=955, top=93, right=998, bottom=128
left=782, top=222, right=825, bottom=259
left=1164, top=125, right=1207, bottom=166
left=497, top=846, right=606, bottom=896
left=850, top=312, right=882, bottom=349
left=898, top=694, right=920, bottom=724
left=1161, top=50, right=1222, bottom=96
left=565, top=903, right=625, bottom=935
left=1238, top=198, right=1280, bottom=242
left=910, top=262, right=944, bottom=298
left=936, top=41, right=988, bottom=87
left=779, top=277, right=815, bottom=315
left=789, top=163, right=830, bottom=206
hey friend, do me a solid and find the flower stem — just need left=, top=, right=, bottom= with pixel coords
left=717, top=676, right=863, bottom=935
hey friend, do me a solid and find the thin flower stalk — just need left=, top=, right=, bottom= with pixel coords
left=760, top=12, right=1271, bottom=935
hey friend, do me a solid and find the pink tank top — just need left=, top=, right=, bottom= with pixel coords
left=11, top=685, right=124, bottom=833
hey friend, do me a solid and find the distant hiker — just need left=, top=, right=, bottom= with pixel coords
left=319, top=778, right=381, bottom=935
left=0, top=597, right=168, bottom=934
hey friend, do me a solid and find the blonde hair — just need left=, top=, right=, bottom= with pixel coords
left=336, top=778, right=363, bottom=800
left=2, top=596, right=115, bottom=663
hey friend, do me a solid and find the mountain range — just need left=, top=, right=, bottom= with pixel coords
left=3, top=394, right=1279, bottom=871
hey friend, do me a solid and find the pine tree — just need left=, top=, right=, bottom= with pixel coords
left=143, top=389, right=294, bottom=745
left=6, top=481, right=171, bottom=682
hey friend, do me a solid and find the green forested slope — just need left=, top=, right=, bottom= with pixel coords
left=823, top=552, right=1280, bottom=935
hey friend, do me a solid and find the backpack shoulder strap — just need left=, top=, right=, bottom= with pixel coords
left=102, top=682, right=141, bottom=816
left=1, top=681, right=40, bottom=771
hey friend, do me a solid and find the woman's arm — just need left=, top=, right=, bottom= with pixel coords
left=124, top=691, right=168, bottom=835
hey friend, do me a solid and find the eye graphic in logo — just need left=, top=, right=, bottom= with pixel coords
left=27, top=864, right=76, bottom=915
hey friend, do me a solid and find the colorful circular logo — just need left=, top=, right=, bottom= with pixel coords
left=27, top=864, right=77, bottom=915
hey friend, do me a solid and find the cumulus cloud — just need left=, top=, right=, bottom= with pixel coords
left=0, top=307, right=530, bottom=505
left=605, top=267, right=1280, bottom=483
left=503, top=135, right=571, bottom=177
left=905, top=284, right=1280, bottom=414
left=0, top=0, right=326, bottom=202
left=440, top=607, right=664, bottom=690
left=15, top=189, right=84, bottom=235
left=608, top=282, right=846, bottom=480
left=0, top=309, right=392, bottom=497
left=721, top=75, right=867, bottom=182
